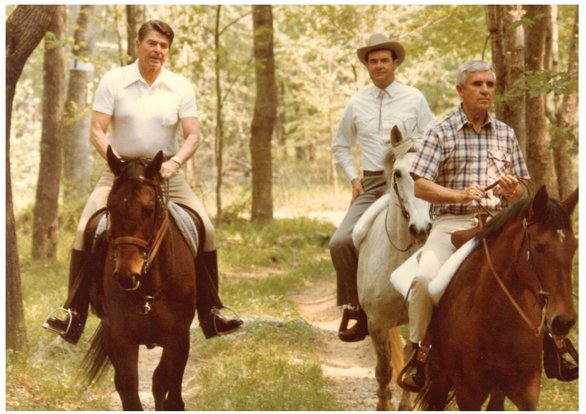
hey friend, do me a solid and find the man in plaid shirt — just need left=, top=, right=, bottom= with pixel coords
left=399, top=60, right=530, bottom=392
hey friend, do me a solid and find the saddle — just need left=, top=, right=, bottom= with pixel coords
left=450, top=213, right=489, bottom=249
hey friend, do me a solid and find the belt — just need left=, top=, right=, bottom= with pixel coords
left=363, top=170, right=384, bottom=177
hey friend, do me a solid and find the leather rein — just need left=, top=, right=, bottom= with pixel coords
left=477, top=179, right=548, bottom=336
left=109, top=175, right=170, bottom=283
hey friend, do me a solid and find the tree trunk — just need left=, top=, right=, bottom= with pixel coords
left=126, top=5, right=145, bottom=64
left=62, top=5, right=95, bottom=203
left=524, top=5, right=558, bottom=197
left=6, top=4, right=60, bottom=351
left=32, top=5, right=66, bottom=260
left=250, top=5, right=277, bottom=223
left=488, top=5, right=526, bottom=154
left=214, top=5, right=225, bottom=225
left=553, top=6, right=578, bottom=198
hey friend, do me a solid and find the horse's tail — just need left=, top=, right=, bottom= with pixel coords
left=80, top=323, right=111, bottom=386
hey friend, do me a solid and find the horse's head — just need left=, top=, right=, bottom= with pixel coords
left=524, top=185, right=578, bottom=336
left=384, top=126, right=432, bottom=244
left=106, top=146, right=166, bottom=291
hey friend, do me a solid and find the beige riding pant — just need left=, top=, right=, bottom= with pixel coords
left=73, top=170, right=216, bottom=252
left=408, top=213, right=478, bottom=343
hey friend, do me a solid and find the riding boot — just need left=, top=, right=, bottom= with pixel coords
left=543, top=333, right=579, bottom=382
left=42, top=249, right=90, bottom=345
left=338, top=305, right=369, bottom=342
left=398, top=340, right=432, bottom=393
left=196, top=250, right=243, bottom=339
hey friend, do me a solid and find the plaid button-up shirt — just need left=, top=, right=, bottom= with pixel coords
left=411, top=105, right=530, bottom=215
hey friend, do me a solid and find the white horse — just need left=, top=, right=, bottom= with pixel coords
left=353, top=126, right=432, bottom=410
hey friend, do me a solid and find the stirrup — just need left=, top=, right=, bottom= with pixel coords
left=42, top=307, right=73, bottom=335
left=210, top=306, right=242, bottom=336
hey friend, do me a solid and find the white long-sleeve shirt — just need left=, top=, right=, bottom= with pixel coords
left=332, top=81, right=434, bottom=182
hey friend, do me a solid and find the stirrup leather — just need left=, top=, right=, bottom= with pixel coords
left=42, top=307, right=73, bottom=335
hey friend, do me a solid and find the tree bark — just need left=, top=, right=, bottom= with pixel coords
left=6, top=4, right=60, bottom=351
left=214, top=5, right=225, bottom=225
left=524, top=5, right=558, bottom=197
left=126, top=5, right=145, bottom=64
left=553, top=6, right=578, bottom=198
left=62, top=5, right=95, bottom=202
left=32, top=5, right=67, bottom=260
left=250, top=5, right=277, bottom=222
left=488, top=5, right=526, bottom=154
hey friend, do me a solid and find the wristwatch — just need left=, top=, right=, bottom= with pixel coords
left=170, top=156, right=182, bottom=167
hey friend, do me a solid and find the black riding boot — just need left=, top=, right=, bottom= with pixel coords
left=398, top=341, right=432, bottom=392
left=338, top=306, right=369, bottom=342
left=196, top=250, right=243, bottom=339
left=543, top=333, right=579, bottom=381
left=43, top=249, right=90, bottom=345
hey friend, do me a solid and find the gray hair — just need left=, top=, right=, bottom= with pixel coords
left=456, top=60, right=495, bottom=87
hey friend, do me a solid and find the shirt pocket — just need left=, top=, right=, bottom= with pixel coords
left=487, top=149, right=512, bottom=182
left=161, top=111, right=178, bottom=127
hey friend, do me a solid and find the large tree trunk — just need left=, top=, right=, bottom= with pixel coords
left=6, top=5, right=60, bottom=351
left=250, top=5, right=277, bottom=222
left=126, top=5, right=145, bottom=64
left=488, top=5, right=526, bottom=154
left=32, top=6, right=67, bottom=260
left=62, top=5, right=95, bottom=203
left=524, top=5, right=558, bottom=197
left=553, top=6, right=578, bottom=198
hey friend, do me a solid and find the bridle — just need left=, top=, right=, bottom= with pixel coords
left=108, top=175, right=170, bottom=291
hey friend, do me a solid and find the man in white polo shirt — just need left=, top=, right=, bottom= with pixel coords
left=44, top=20, right=242, bottom=343
left=330, top=33, right=434, bottom=342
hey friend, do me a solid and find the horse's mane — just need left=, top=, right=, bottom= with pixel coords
left=474, top=193, right=573, bottom=246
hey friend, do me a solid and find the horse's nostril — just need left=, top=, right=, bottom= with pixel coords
left=551, top=315, right=576, bottom=336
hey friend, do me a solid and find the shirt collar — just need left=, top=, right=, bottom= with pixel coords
left=371, top=81, right=398, bottom=98
left=455, top=104, right=493, bottom=131
left=121, top=60, right=174, bottom=91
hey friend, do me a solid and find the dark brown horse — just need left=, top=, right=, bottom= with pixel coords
left=418, top=185, right=578, bottom=410
left=83, top=147, right=197, bottom=410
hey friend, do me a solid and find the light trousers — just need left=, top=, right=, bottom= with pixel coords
left=407, top=213, right=477, bottom=343
left=73, top=170, right=216, bottom=252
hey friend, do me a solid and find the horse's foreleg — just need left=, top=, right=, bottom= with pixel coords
left=154, top=331, right=190, bottom=411
left=486, top=390, right=506, bottom=410
left=505, top=373, right=540, bottom=410
left=369, top=324, right=393, bottom=410
left=110, top=339, right=142, bottom=411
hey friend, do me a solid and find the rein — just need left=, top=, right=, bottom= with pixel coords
left=476, top=180, right=548, bottom=336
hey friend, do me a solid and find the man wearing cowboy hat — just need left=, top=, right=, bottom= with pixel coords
left=329, top=33, right=434, bottom=342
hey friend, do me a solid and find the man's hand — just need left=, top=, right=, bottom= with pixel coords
left=160, top=160, right=181, bottom=180
left=460, top=184, right=485, bottom=204
left=351, top=178, right=364, bottom=204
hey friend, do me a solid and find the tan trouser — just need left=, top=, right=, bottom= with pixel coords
left=73, top=170, right=215, bottom=252
left=408, top=213, right=477, bottom=343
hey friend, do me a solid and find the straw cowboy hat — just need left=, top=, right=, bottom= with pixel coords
left=357, top=33, right=405, bottom=66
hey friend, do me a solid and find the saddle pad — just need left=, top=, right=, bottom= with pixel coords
left=167, top=201, right=199, bottom=257
left=428, top=238, right=477, bottom=306
left=389, top=238, right=478, bottom=305
left=92, top=202, right=200, bottom=257
left=352, top=193, right=390, bottom=248
left=389, top=247, right=423, bottom=299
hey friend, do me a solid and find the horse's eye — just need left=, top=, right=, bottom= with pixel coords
left=394, top=171, right=402, bottom=179
left=534, top=243, right=546, bottom=254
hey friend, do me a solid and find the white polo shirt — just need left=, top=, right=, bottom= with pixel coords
left=332, top=81, right=434, bottom=182
left=93, top=60, right=198, bottom=158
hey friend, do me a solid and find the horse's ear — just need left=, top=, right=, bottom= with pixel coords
left=528, top=185, right=549, bottom=222
left=145, top=151, right=164, bottom=179
left=390, top=125, right=403, bottom=147
left=107, top=146, right=123, bottom=176
left=559, top=187, right=578, bottom=216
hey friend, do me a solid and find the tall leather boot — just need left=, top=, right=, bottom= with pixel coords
left=43, top=249, right=90, bottom=345
left=196, top=250, right=243, bottom=339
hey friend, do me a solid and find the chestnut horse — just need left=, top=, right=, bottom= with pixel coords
left=418, top=185, right=578, bottom=410
left=83, top=147, right=197, bottom=410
